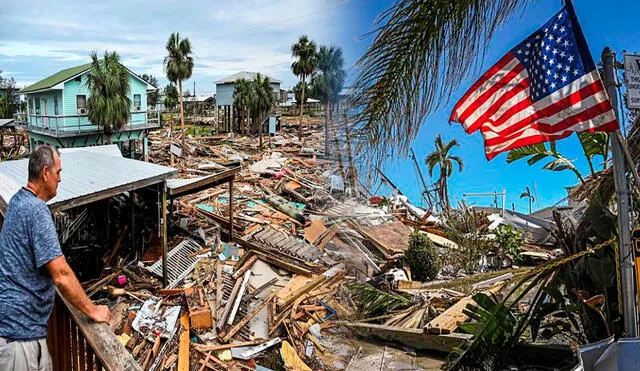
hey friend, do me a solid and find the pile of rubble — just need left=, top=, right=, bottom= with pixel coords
left=81, top=122, right=562, bottom=370
left=0, top=129, right=28, bottom=160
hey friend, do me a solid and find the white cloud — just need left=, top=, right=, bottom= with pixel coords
left=0, top=0, right=349, bottom=93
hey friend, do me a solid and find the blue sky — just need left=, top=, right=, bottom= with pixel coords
left=338, top=0, right=640, bottom=213
left=2, top=0, right=638, bottom=213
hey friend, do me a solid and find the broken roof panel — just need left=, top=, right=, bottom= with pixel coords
left=0, top=145, right=177, bottom=215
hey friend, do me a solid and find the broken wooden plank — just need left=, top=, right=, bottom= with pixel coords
left=278, top=275, right=327, bottom=308
left=193, top=340, right=264, bottom=352
left=232, top=254, right=257, bottom=279
left=344, top=322, right=470, bottom=353
left=184, top=285, right=213, bottom=329
left=228, top=270, right=251, bottom=325
left=178, top=314, right=190, bottom=371
left=304, top=219, right=327, bottom=245
left=219, top=276, right=243, bottom=328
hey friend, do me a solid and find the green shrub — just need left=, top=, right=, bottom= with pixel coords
left=494, top=225, right=524, bottom=263
left=405, top=231, right=440, bottom=281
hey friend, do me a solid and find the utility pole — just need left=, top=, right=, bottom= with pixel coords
left=602, top=46, right=638, bottom=337
left=410, top=148, right=436, bottom=210
left=462, top=189, right=506, bottom=216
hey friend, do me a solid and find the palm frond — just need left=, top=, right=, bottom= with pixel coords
left=86, top=50, right=131, bottom=136
left=348, top=282, right=410, bottom=318
left=507, top=143, right=585, bottom=182
left=349, top=0, right=529, bottom=172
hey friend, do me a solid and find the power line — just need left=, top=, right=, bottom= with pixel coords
left=208, top=4, right=345, bottom=42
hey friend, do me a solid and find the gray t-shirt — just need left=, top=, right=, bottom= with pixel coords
left=0, top=188, right=62, bottom=340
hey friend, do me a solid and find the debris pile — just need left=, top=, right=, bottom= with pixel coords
left=79, top=122, right=564, bottom=369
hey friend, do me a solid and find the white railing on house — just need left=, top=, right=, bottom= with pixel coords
left=14, top=111, right=160, bottom=137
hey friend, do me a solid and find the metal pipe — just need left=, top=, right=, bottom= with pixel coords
left=602, top=46, right=638, bottom=336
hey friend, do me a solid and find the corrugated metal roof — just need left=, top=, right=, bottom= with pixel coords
left=21, top=63, right=92, bottom=93
left=0, top=119, right=15, bottom=128
left=0, top=145, right=177, bottom=215
left=215, top=71, right=282, bottom=84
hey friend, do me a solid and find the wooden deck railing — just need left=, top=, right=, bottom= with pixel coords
left=47, top=292, right=142, bottom=371
left=13, top=112, right=160, bottom=138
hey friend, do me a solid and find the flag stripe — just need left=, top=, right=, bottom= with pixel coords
left=484, top=100, right=615, bottom=146
left=457, top=62, right=526, bottom=125
left=482, top=81, right=610, bottom=140
left=479, top=70, right=602, bottom=134
left=450, top=54, right=517, bottom=121
left=481, top=80, right=605, bottom=140
left=485, top=120, right=618, bottom=159
left=464, top=77, right=530, bottom=134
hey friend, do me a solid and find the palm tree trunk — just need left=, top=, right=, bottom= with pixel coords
left=178, top=79, right=185, bottom=150
left=333, top=113, right=346, bottom=183
left=258, top=112, right=263, bottom=149
left=343, top=111, right=357, bottom=190
left=324, top=102, right=330, bottom=157
left=298, top=75, right=306, bottom=140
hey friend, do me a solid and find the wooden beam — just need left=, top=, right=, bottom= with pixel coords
left=161, top=182, right=168, bottom=287
left=232, top=254, right=257, bottom=279
left=178, top=314, right=190, bottom=371
left=193, top=340, right=263, bottom=352
left=344, top=322, right=470, bottom=353
left=228, top=270, right=251, bottom=325
left=229, top=177, right=234, bottom=242
left=56, top=291, right=142, bottom=371
left=219, top=276, right=243, bottom=328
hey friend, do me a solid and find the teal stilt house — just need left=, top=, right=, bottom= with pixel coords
left=18, top=62, right=159, bottom=156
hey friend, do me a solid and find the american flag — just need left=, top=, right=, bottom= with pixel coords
left=450, top=6, right=618, bottom=160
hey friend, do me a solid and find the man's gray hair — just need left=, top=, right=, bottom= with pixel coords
left=28, top=145, right=57, bottom=182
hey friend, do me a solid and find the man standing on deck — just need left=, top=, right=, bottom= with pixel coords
left=0, top=145, right=111, bottom=370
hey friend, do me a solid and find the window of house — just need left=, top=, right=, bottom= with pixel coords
left=54, top=96, right=59, bottom=115
left=134, top=94, right=141, bottom=108
left=76, top=95, right=86, bottom=114
left=35, top=98, right=41, bottom=115
left=29, top=99, right=33, bottom=114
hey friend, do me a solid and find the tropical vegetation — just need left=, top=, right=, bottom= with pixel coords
left=405, top=231, right=440, bottom=281
left=0, top=72, right=20, bottom=119
left=164, top=32, right=194, bottom=150
left=164, top=84, right=179, bottom=129
left=86, top=51, right=131, bottom=143
left=140, top=74, right=159, bottom=108
left=233, top=78, right=252, bottom=135
left=250, top=73, right=275, bottom=149
left=520, top=186, right=535, bottom=214
left=425, top=135, right=463, bottom=211
left=291, top=35, right=317, bottom=140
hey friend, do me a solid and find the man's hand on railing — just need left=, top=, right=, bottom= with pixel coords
left=88, top=304, right=111, bottom=323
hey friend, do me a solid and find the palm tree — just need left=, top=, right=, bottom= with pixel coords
left=164, top=32, right=194, bottom=150
left=425, top=135, right=463, bottom=211
left=251, top=74, right=275, bottom=149
left=350, top=1, right=530, bottom=171
left=233, top=79, right=252, bottom=135
left=313, top=45, right=346, bottom=157
left=291, top=35, right=317, bottom=140
left=164, top=83, right=179, bottom=130
left=520, top=186, right=535, bottom=214
left=86, top=51, right=131, bottom=144
left=292, top=81, right=308, bottom=110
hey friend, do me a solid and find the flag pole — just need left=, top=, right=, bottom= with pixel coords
left=602, top=46, right=638, bottom=337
